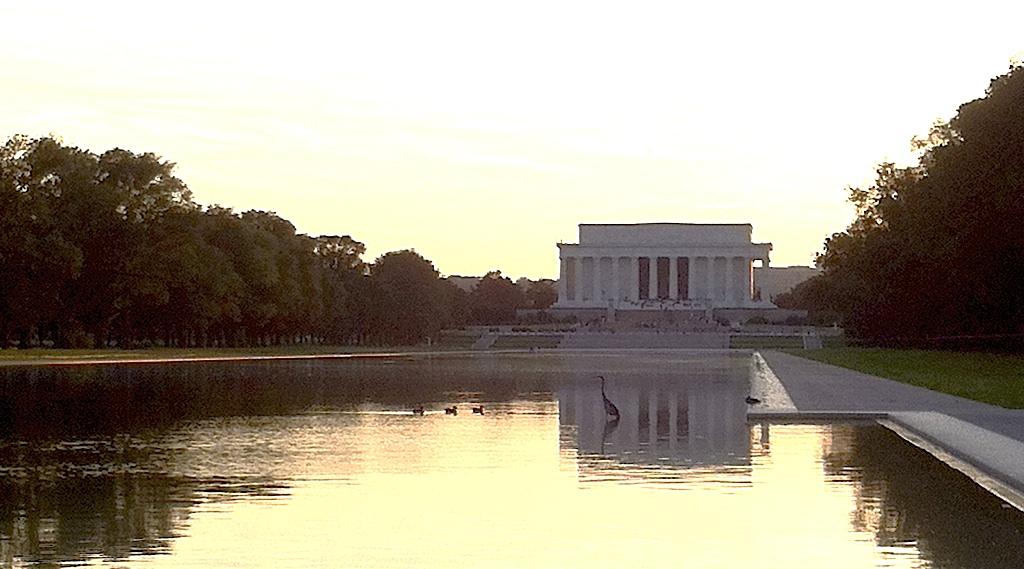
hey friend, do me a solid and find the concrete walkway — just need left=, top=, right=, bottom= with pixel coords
left=757, top=350, right=1024, bottom=505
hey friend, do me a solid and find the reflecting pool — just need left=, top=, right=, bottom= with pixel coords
left=0, top=352, right=1022, bottom=568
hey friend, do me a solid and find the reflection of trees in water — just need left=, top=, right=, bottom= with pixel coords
left=0, top=356, right=560, bottom=438
left=0, top=474, right=190, bottom=565
left=817, top=426, right=892, bottom=538
left=821, top=424, right=1024, bottom=569
left=0, top=355, right=572, bottom=566
left=0, top=437, right=286, bottom=567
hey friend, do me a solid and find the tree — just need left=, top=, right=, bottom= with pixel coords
left=315, top=235, right=367, bottom=344
left=803, top=64, right=1024, bottom=343
left=0, top=134, right=467, bottom=349
left=525, top=279, right=557, bottom=310
left=438, top=278, right=470, bottom=329
left=0, top=136, right=83, bottom=345
left=469, top=271, right=524, bottom=324
left=369, top=250, right=447, bottom=345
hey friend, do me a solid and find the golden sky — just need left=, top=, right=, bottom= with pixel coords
left=4, top=1, right=1023, bottom=278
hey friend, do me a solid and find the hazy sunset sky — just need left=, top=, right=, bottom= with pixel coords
left=4, top=1, right=1023, bottom=278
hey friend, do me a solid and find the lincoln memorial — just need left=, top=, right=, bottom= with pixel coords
left=554, top=223, right=775, bottom=311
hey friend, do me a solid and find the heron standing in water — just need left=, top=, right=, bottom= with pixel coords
left=596, top=375, right=620, bottom=420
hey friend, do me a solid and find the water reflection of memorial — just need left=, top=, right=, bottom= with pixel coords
left=558, top=367, right=750, bottom=468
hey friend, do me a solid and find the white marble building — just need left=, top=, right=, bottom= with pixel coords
left=554, top=223, right=774, bottom=310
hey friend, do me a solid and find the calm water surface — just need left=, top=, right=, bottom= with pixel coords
left=1, top=352, right=1022, bottom=568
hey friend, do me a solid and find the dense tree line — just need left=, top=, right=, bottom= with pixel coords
left=0, top=136, right=556, bottom=348
left=777, top=65, right=1024, bottom=344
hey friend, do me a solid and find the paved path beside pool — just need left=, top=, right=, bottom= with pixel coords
left=756, top=350, right=1024, bottom=504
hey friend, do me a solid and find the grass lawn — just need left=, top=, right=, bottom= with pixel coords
left=789, top=347, right=1024, bottom=408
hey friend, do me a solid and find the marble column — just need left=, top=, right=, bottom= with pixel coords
left=558, top=258, right=568, bottom=303
left=725, top=257, right=734, bottom=305
left=669, top=257, right=679, bottom=300
left=741, top=256, right=749, bottom=304
left=687, top=256, right=696, bottom=300
left=611, top=257, right=620, bottom=303
left=749, top=257, right=757, bottom=302
left=581, top=257, right=591, bottom=302
left=567, top=257, right=577, bottom=302
left=626, top=257, right=634, bottom=302
left=593, top=256, right=602, bottom=302
left=706, top=257, right=715, bottom=302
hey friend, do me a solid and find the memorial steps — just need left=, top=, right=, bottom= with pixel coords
left=557, top=331, right=729, bottom=349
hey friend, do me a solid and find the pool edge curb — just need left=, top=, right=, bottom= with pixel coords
left=746, top=409, right=1024, bottom=512
left=880, top=416, right=1024, bottom=512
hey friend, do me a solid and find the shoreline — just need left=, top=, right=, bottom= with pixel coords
left=0, top=346, right=741, bottom=367
left=0, top=346, right=458, bottom=367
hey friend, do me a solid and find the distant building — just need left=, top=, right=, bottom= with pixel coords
left=446, top=275, right=481, bottom=292
left=753, top=266, right=821, bottom=302
left=553, top=223, right=775, bottom=310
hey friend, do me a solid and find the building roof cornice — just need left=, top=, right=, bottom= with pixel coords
left=578, top=222, right=753, bottom=228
